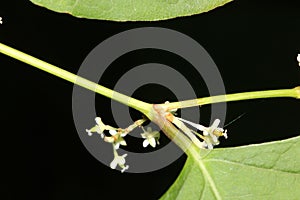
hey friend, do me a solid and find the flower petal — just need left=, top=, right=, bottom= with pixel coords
left=207, top=142, right=213, bottom=150
left=143, top=139, right=149, bottom=147
left=95, top=117, right=102, bottom=125
left=152, top=131, right=160, bottom=138
left=114, top=143, right=120, bottom=150
left=156, top=139, right=160, bottom=145
left=117, top=156, right=126, bottom=165
left=146, top=127, right=152, bottom=132
left=110, top=159, right=118, bottom=169
left=109, top=130, right=117, bottom=135
left=121, top=133, right=127, bottom=137
left=104, top=136, right=115, bottom=143
left=86, top=125, right=102, bottom=135
left=86, top=129, right=93, bottom=136
left=149, top=138, right=156, bottom=148
left=121, top=165, right=129, bottom=173
left=119, top=139, right=127, bottom=146
left=209, top=119, right=220, bottom=134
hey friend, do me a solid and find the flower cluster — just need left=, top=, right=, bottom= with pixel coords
left=86, top=117, right=160, bottom=172
left=86, top=117, right=129, bottom=172
left=86, top=110, right=227, bottom=172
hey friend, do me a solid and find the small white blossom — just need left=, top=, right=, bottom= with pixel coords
left=104, top=129, right=127, bottom=149
left=110, top=152, right=129, bottom=173
left=297, top=54, right=300, bottom=66
left=140, top=127, right=160, bottom=148
left=86, top=116, right=138, bottom=173
left=86, top=117, right=118, bottom=139
left=85, top=117, right=106, bottom=138
left=0, top=17, right=2, bottom=24
left=177, top=118, right=227, bottom=149
left=85, top=128, right=104, bottom=138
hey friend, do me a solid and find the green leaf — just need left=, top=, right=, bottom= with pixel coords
left=160, top=136, right=300, bottom=200
left=29, top=0, right=233, bottom=21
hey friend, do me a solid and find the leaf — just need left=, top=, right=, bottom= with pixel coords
left=29, top=0, right=233, bottom=21
left=160, top=136, right=300, bottom=200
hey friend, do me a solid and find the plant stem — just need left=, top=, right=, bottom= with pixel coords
left=162, top=87, right=300, bottom=111
left=1, top=42, right=299, bottom=116
left=0, top=42, right=152, bottom=114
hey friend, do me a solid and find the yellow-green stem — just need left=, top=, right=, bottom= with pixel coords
left=163, top=87, right=300, bottom=111
left=1, top=42, right=299, bottom=117
left=0, top=42, right=152, bottom=114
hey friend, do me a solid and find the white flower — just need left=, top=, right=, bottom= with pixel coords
left=177, top=118, right=227, bottom=149
left=85, top=128, right=104, bottom=138
left=110, top=153, right=129, bottom=173
left=203, top=119, right=227, bottom=138
left=85, top=117, right=106, bottom=138
left=140, top=127, right=160, bottom=148
left=0, top=17, right=2, bottom=24
left=86, top=117, right=119, bottom=139
left=104, top=130, right=127, bottom=149
left=86, top=117, right=127, bottom=149
left=297, top=54, right=300, bottom=66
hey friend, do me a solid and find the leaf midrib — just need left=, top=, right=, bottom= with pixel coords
left=196, top=159, right=222, bottom=200
left=189, top=147, right=222, bottom=200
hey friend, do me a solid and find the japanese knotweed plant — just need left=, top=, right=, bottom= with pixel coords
left=1, top=43, right=300, bottom=199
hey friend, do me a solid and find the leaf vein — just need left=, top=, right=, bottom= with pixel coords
left=205, top=159, right=300, bottom=175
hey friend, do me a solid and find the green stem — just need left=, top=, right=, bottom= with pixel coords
left=163, top=87, right=300, bottom=111
left=1, top=42, right=299, bottom=116
left=0, top=42, right=152, bottom=115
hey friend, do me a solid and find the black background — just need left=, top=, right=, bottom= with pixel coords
left=1, top=1, right=300, bottom=199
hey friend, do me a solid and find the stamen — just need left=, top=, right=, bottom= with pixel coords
left=177, top=117, right=206, bottom=131
left=168, top=115, right=205, bottom=149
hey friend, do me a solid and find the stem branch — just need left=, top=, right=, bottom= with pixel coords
left=163, top=87, right=300, bottom=111
left=0, top=42, right=151, bottom=114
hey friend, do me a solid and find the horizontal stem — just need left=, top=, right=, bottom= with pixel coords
left=2, top=42, right=299, bottom=118
left=163, top=87, right=300, bottom=110
left=0, top=42, right=151, bottom=114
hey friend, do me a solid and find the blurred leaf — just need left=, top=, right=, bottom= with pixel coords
left=161, top=136, right=300, bottom=199
left=29, top=0, right=233, bottom=21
